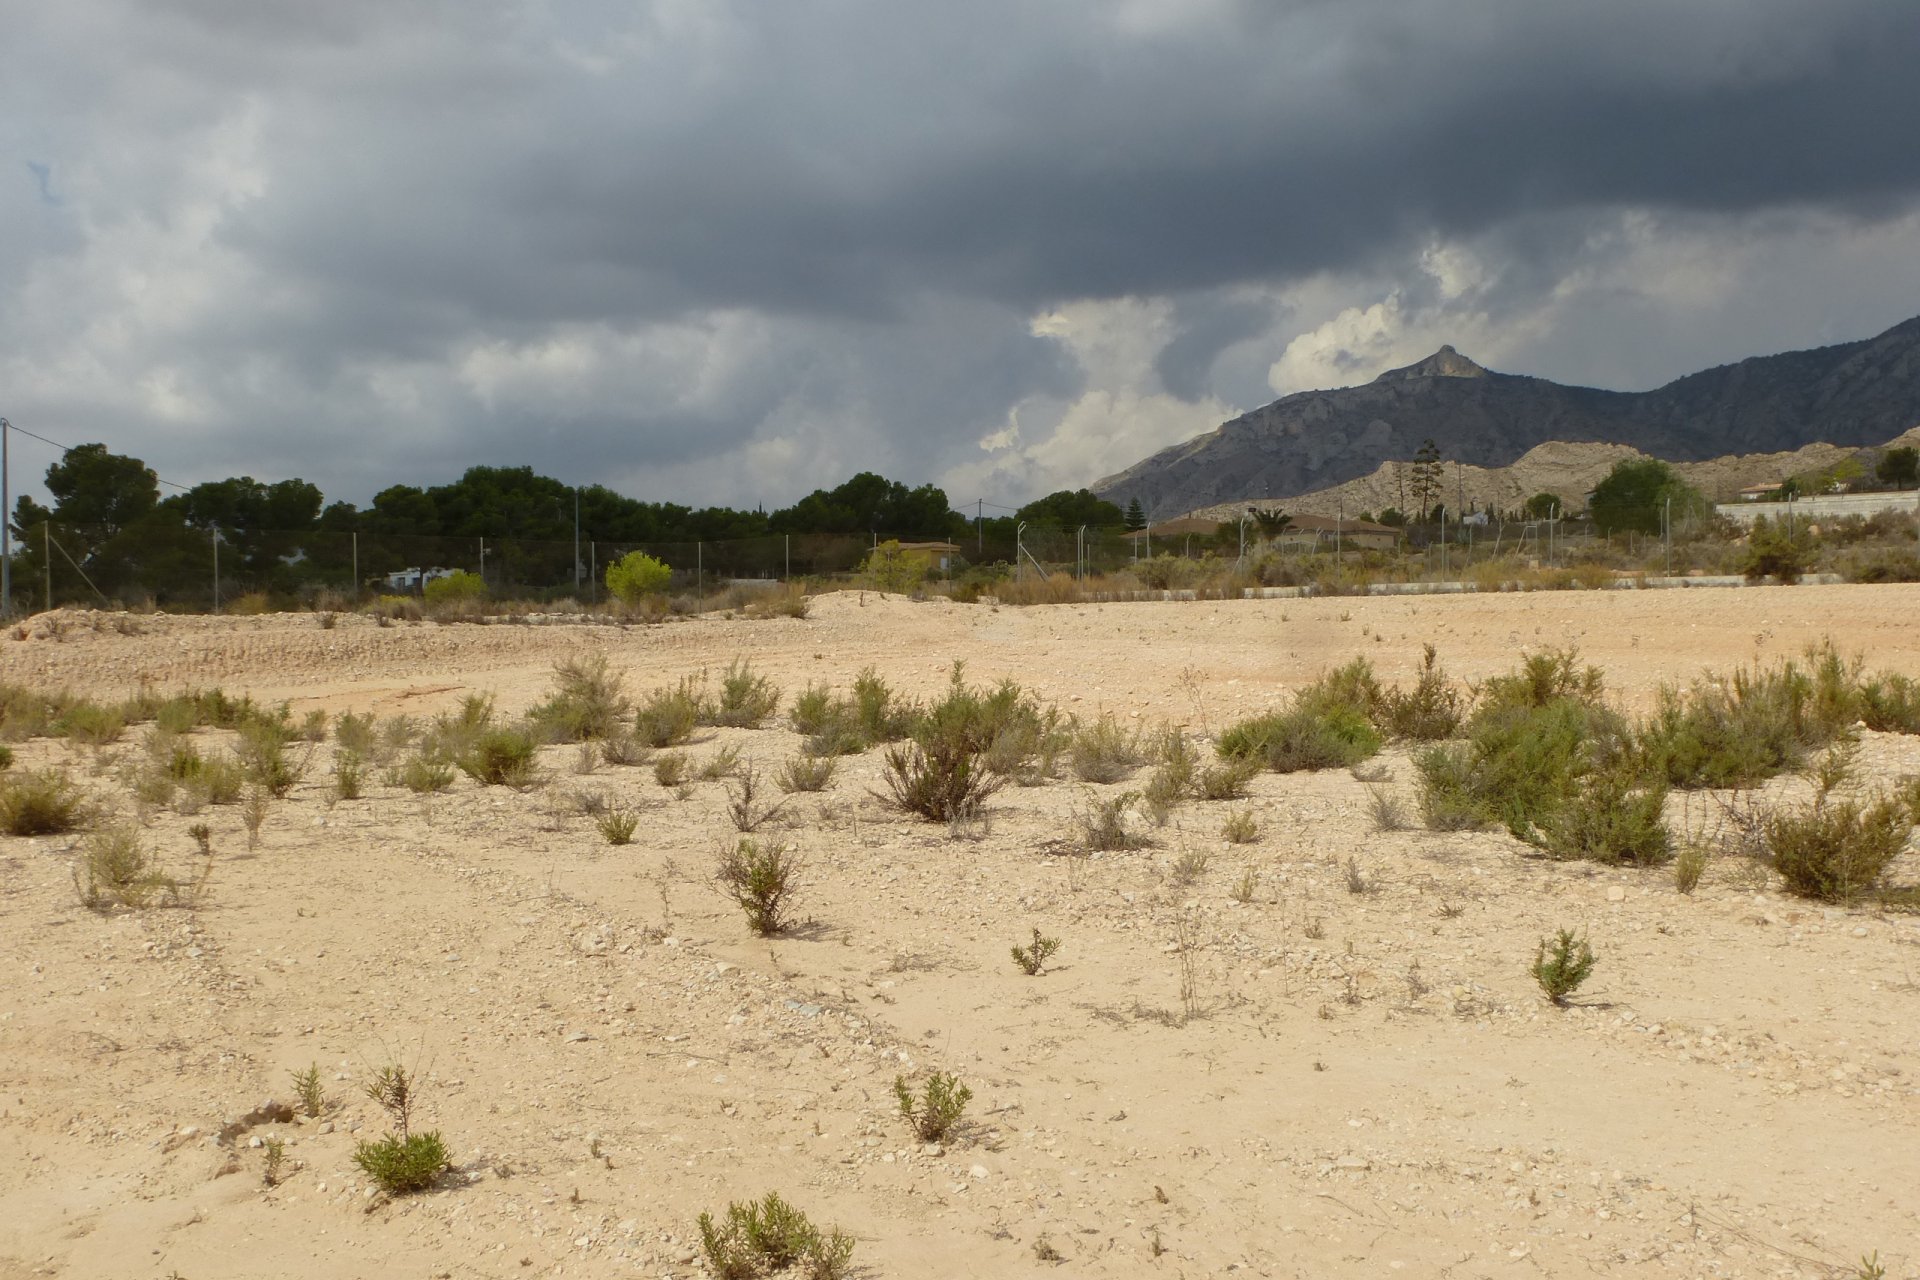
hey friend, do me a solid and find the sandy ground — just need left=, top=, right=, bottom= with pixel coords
left=2, top=586, right=1918, bottom=1280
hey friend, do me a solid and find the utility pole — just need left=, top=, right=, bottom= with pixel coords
left=211, top=529, right=220, bottom=612
left=1, top=416, right=10, bottom=618
left=977, top=498, right=983, bottom=555
left=1663, top=495, right=1672, bottom=576
left=573, top=487, right=581, bottom=594
left=351, top=532, right=358, bottom=599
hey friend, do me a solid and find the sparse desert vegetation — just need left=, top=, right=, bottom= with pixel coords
left=0, top=587, right=1916, bottom=1278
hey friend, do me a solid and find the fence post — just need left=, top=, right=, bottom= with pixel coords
left=43, top=522, right=50, bottom=613
left=351, top=531, right=358, bottom=600
left=697, top=542, right=703, bottom=601
left=590, top=542, right=597, bottom=605
left=212, top=529, right=220, bottom=612
left=785, top=534, right=790, bottom=583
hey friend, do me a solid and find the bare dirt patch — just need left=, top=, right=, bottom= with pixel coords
left=2, top=587, right=1917, bottom=1279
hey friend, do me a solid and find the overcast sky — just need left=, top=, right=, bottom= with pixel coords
left=6, top=0, right=1920, bottom=514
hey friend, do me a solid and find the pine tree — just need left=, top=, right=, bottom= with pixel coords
left=1123, top=498, right=1147, bottom=531
left=1408, top=439, right=1443, bottom=525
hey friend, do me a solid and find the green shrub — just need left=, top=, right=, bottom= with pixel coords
left=788, top=683, right=835, bottom=735
left=1740, top=515, right=1812, bottom=583
left=879, top=670, right=1038, bottom=821
left=422, top=570, right=486, bottom=609
left=457, top=728, right=538, bottom=787
left=398, top=753, right=456, bottom=793
left=596, top=805, right=640, bottom=845
left=0, top=768, right=87, bottom=835
left=1539, top=764, right=1671, bottom=865
left=698, top=1192, right=854, bottom=1280
left=353, top=1132, right=449, bottom=1196
left=851, top=667, right=920, bottom=743
left=715, top=837, right=802, bottom=935
left=0, top=744, right=13, bottom=770
left=706, top=658, right=780, bottom=728
left=60, top=701, right=126, bottom=746
left=530, top=654, right=630, bottom=741
left=1531, top=929, right=1595, bottom=1005
left=1415, top=695, right=1632, bottom=844
left=859, top=540, right=933, bottom=593
left=653, top=751, right=690, bottom=787
left=1011, top=928, right=1061, bottom=975
left=1638, top=649, right=1861, bottom=789
left=72, top=826, right=202, bottom=910
left=894, top=1072, right=971, bottom=1142
left=1477, top=647, right=1604, bottom=716
left=1765, top=751, right=1913, bottom=903
left=1221, top=808, right=1259, bottom=843
left=235, top=720, right=308, bottom=798
left=1218, top=704, right=1380, bottom=773
left=1076, top=791, right=1146, bottom=851
left=1070, top=713, right=1145, bottom=783
left=634, top=678, right=703, bottom=747
left=1377, top=644, right=1465, bottom=741
left=1196, top=756, right=1258, bottom=800
left=605, top=551, right=672, bottom=604
left=1858, top=672, right=1920, bottom=734
left=333, top=710, right=378, bottom=759
left=776, top=753, right=835, bottom=792
left=332, top=751, right=365, bottom=801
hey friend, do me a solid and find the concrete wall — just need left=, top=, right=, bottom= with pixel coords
left=1715, top=492, right=1920, bottom=524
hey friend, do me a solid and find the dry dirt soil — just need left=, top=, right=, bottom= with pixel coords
left=3, top=585, right=1919, bottom=1280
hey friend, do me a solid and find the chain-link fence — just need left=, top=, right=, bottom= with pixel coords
left=0, top=504, right=1778, bottom=613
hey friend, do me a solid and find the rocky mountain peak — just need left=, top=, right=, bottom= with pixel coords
left=1373, top=344, right=1489, bottom=382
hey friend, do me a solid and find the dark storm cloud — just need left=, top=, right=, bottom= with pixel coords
left=4, top=0, right=1920, bottom=507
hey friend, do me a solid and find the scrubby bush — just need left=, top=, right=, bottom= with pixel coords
left=530, top=654, right=630, bottom=741
left=634, top=677, right=704, bottom=747
left=1858, top=672, right=1920, bottom=734
left=1765, top=750, right=1913, bottom=903
left=1531, top=929, right=1596, bottom=1005
left=423, top=570, right=486, bottom=610
left=1377, top=644, right=1465, bottom=741
left=879, top=669, right=1049, bottom=820
left=73, top=826, right=204, bottom=910
left=860, top=540, right=935, bottom=593
left=1075, top=791, right=1146, bottom=851
left=235, top=719, right=309, bottom=798
left=706, top=658, right=780, bottom=728
left=1539, top=764, right=1672, bottom=865
left=1219, top=659, right=1383, bottom=773
left=1196, top=757, right=1259, bottom=800
left=1218, top=704, right=1380, bottom=773
left=698, top=1192, right=854, bottom=1280
left=0, top=768, right=87, bottom=835
left=1415, top=651, right=1635, bottom=850
left=715, top=837, right=803, bottom=935
left=776, top=753, right=836, bottom=793
left=1638, top=647, right=1863, bottom=789
left=1011, top=928, right=1061, bottom=976
left=1221, top=808, right=1260, bottom=843
left=457, top=728, right=538, bottom=787
left=605, top=551, right=672, bottom=605
left=1070, top=713, right=1144, bottom=783
left=895, top=1072, right=971, bottom=1142
left=1740, top=515, right=1812, bottom=584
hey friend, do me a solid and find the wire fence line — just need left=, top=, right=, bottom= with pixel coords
left=1, top=506, right=1734, bottom=614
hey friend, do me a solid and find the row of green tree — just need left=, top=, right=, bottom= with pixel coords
left=5, top=443, right=1141, bottom=608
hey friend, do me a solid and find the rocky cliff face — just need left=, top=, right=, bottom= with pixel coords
left=1094, top=315, right=1920, bottom=518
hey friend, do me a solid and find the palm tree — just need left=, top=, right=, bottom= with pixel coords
left=1248, top=507, right=1293, bottom=539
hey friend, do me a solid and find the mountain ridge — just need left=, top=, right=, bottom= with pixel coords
left=1093, top=315, right=1920, bottom=518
